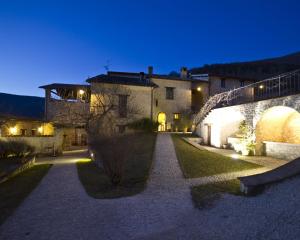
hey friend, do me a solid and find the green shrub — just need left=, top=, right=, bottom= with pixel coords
left=127, top=118, right=159, bottom=132
left=0, top=140, right=35, bottom=159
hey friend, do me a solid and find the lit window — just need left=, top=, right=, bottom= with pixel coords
left=38, top=126, right=43, bottom=134
left=174, top=113, right=180, bottom=120
left=9, top=126, right=17, bottom=135
left=118, top=95, right=128, bottom=118
left=166, top=87, right=174, bottom=100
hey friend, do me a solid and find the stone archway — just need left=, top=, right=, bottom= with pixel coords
left=157, top=112, right=166, bottom=131
left=255, top=106, right=300, bottom=154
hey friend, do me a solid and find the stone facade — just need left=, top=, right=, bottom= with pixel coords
left=0, top=119, right=54, bottom=137
left=91, top=82, right=153, bottom=132
left=151, top=78, right=192, bottom=130
left=46, top=98, right=89, bottom=125
left=209, top=76, right=253, bottom=95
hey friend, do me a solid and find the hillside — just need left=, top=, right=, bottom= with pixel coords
left=190, top=51, right=300, bottom=80
left=0, top=92, right=45, bottom=120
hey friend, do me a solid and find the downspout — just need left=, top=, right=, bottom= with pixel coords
left=150, top=87, right=154, bottom=121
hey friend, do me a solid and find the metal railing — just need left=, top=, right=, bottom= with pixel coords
left=217, top=69, right=300, bottom=107
left=193, top=69, right=300, bottom=126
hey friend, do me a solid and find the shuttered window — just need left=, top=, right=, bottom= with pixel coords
left=118, top=95, right=128, bottom=118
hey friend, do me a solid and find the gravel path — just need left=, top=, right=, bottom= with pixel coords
left=1, top=133, right=300, bottom=240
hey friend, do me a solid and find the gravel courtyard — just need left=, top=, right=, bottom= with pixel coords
left=1, top=133, right=300, bottom=240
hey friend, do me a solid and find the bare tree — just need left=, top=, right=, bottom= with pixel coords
left=53, top=84, right=141, bottom=185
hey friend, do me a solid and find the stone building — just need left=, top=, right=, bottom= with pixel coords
left=196, top=69, right=300, bottom=160
left=40, top=67, right=253, bottom=134
left=0, top=92, right=61, bottom=155
left=39, top=83, right=90, bottom=148
left=84, top=67, right=254, bottom=132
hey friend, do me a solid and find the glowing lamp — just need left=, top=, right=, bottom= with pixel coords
left=38, top=126, right=43, bottom=134
left=79, top=89, right=85, bottom=95
left=9, top=126, right=17, bottom=135
left=259, top=85, right=264, bottom=89
left=174, top=113, right=180, bottom=120
left=197, top=87, right=202, bottom=92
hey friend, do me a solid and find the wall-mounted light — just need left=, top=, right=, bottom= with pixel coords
left=174, top=113, right=180, bottom=120
left=259, top=84, right=264, bottom=89
left=197, top=87, right=202, bottom=92
left=9, top=126, right=17, bottom=135
left=79, top=89, right=85, bottom=95
left=38, top=126, right=43, bottom=134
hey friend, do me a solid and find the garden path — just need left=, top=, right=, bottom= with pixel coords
left=1, top=133, right=300, bottom=240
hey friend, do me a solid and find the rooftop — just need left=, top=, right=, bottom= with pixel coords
left=39, top=83, right=90, bottom=90
left=86, top=74, right=158, bottom=87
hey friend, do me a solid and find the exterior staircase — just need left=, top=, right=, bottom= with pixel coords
left=193, top=69, right=300, bottom=128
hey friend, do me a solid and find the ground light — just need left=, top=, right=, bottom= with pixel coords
left=77, top=158, right=91, bottom=163
left=231, top=154, right=240, bottom=160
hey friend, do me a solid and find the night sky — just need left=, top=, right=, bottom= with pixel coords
left=0, top=0, right=299, bottom=97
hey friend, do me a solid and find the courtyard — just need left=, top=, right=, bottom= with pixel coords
left=1, top=133, right=299, bottom=240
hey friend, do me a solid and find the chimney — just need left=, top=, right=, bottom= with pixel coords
left=180, top=67, right=188, bottom=78
left=148, top=66, right=153, bottom=75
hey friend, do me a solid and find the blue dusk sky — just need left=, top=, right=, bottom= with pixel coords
left=0, top=0, right=299, bottom=97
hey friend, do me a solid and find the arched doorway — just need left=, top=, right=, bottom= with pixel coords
left=255, top=106, right=300, bottom=154
left=157, top=112, right=166, bottom=131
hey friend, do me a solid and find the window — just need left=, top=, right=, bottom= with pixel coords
left=118, top=125, right=126, bottom=134
left=21, top=129, right=27, bottom=136
left=166, top=87, right=174, bottom=100
left=118, top=95, right=128, bottom=118
left=240, top=80, right=245, bottom=87
left=221, top=78, right=226, bottom=88
left=174, top=113, right=180, bottom=120
left=31, top=129, right=36, bottom=136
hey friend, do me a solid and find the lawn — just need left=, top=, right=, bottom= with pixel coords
left=172, top=134, right=261, bottom=178
left=0, top=164, right=52, bottom=225
left=77, top=132, right=157, bottom=198
left=191, top=179, right=242, bottom=209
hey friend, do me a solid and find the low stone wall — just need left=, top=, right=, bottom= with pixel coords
left=0, top=135, right=63, bottom=156
left=0, top=156, right=35, bottom=184
left=263, top=141, right=300, bottom=161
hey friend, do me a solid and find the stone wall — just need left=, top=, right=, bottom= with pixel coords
left=91, top=82, right=152, bottom=132
left=46, top=98, right=89, bottom=125
left=264, top=141, right=300, bottom=160
left=0, top=134, right=63, bottom=155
